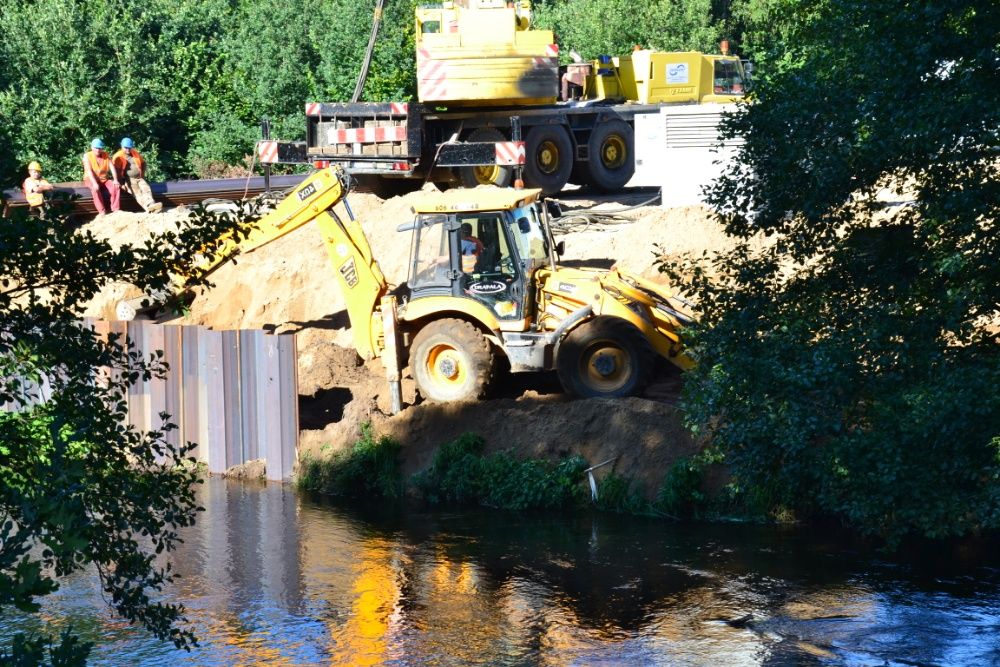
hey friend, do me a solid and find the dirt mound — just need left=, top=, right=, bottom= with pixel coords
left=81, top=187, right=730, bottom=494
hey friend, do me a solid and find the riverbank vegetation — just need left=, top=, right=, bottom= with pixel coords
left=298, top=423, right=403, bottom=500
left=298, top=426, right=726, bottom=520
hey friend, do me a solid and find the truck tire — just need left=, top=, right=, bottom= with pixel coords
left=556, top=317, right=654, bottom=398
left=582, top=120, right=635, bottom=192
left=459, top=128, right=513, bottom=187
left=410, top=319, right=495, bottom=402
left=524, top=125, right=573, bottom=195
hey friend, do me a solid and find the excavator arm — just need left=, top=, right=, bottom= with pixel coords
left=189, top=166, right=354, bottom=278
left=120, top=166, right=391, bottom=362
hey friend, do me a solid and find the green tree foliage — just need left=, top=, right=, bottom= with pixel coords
left=0, top=0, right=419, bottom=185
left=534, top=0, right=723, bottom=59
left=0, top=204, right=249, bottom=661
left=667, top=0, right=1000, bottom=544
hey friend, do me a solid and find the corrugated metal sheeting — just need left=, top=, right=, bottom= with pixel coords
left=90, top=319, right=299, bottom=481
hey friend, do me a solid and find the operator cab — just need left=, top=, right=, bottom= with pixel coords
left=403, top=187, right=553, bottom=320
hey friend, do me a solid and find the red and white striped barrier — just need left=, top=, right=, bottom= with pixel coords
left=417, top=48, right=449, bottom=100
left=327, top=125, right=408, bottom=145
left=305, top=102, right=321, bottom=117
left=495, top=141, right=526, bottom=165
left=257, top=140, right=278, bottom=164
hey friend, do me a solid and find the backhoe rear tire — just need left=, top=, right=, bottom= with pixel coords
left=556, top=317, right=654, bottom=398
left=410, top=319, right=494, bottom=402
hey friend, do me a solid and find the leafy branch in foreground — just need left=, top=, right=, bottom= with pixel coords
left=0, top=203, right=251, bottom=663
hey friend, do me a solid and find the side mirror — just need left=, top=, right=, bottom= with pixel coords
left=555, top=240, right=565, bottom=256
left=545, top=200, right=562, bottom=219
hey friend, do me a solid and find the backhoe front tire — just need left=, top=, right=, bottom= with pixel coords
left=556, top=317, right=654, bottom=398
left=410, top=319, right=494, bottom=402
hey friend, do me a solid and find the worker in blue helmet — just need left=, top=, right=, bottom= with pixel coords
left=82, top=138, right=121, bottom=215
left=113, top=137, right=162, bottom=213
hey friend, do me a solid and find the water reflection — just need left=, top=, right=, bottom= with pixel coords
left=3, top=478, right=999, bottom=666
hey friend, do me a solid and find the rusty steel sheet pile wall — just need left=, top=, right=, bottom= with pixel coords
left=87, top=319, right=298, bottom=481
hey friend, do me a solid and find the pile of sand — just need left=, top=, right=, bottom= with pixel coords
left=81, top=185, right=733, bottom=495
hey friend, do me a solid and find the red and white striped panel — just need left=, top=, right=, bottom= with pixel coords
left=389, top=102, right=409, bottom=115
left=417, top=48, right=448, bottom=100
left=257, top=140, right=278, bottom=164
left=545, top=44, right=559, bottom=58
left=327, top=125, right=408, bottom=145
left=495, top=141, right=526, bottom=165
left=533, top=56, right=559, bottom=69
left=305, top=102, right=321, bottom=116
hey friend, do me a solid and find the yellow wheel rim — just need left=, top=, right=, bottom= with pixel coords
left=600, top=135, right=627, bottom=170
left=537, top=140, right=560, bottom=175
left=472, top=164, right=503, bottom=185
left=581, top=343, right=631, bottom=393
left=426, top=343, right=467, bottom=389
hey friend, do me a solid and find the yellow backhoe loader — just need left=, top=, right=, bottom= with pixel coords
left=135, top=165, right=693, bottom=411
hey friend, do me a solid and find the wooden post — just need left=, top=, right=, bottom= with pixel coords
left=380, top=296, right=403, bottom=414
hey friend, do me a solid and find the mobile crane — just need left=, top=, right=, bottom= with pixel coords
left=148, top=166, right=693, bottom=411
left=301, top=0, right=749, bottom=196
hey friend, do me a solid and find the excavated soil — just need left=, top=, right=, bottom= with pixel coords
left=81, top=185, right=736, bottom=498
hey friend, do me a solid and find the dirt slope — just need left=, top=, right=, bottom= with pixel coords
left=81, top=186, right=733, bottom=497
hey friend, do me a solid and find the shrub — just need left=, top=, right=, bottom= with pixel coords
left=412, top=433, right=588, bottom=510
left=297, top=423, right=402, bottom=500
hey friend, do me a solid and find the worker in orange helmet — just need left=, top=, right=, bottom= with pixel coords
left=113, top=137, right=162, bottom=213
left=22, top=160, right=54, bottom=218
left=82, top=138, right=121, bottom=215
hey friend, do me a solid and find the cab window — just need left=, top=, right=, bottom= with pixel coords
left=713, top=60, right=745, bottom=95
left=409, top=214, right=452, bottom=289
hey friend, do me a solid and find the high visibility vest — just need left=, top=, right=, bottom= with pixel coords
left=84, top=150, right=112, bottom=183
left=112, top=148, right=145, bottom=179
left=22, top=177, right=48, bottom=207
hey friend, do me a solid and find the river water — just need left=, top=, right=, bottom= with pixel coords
left=5, top=477, right=1000, bottom=665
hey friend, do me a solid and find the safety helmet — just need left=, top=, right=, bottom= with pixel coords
left=120, top=137, right=134, bottom=149
left=28, top=161, right=42, bottom=172
left=91, top=138, right=104, bottom=150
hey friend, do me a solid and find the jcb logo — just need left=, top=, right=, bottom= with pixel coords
left=340, top=257, right=358, bottom=288
left=298, top=183, right=317, bottom=201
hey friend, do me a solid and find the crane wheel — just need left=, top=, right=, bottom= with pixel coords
left=410, top=319, right=495, bottom=402
left=523, top=125, right=573, bottom=195
left=556, top=317, right=654, bottom=398
left=459, top=128, right=513, bottom=188
left=581, top=120, right=635, bottom=192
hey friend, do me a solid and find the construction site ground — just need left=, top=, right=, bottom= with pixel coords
left=82, top=185, right=738, bottom=498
